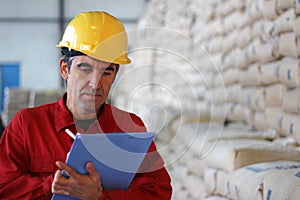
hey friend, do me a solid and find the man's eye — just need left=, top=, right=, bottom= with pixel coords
left=79, top=66, right=92, bottom=72
left=103, top=66, right=115, bottom=76
left=103, top=70, right=113, bottom=75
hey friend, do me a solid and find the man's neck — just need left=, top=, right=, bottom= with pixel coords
left=75, top=118, right=97, bottom=132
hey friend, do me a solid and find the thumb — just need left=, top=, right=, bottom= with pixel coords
left=86, top=162, right=100, bottom=180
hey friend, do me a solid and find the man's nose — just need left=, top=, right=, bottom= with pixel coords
left=89, top=72, right=102, bottom=89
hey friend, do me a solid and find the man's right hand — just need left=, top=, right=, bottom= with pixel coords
left=52, top=161, right=103, bottom=200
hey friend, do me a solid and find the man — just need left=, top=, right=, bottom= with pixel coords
left=0, top=11, right=172, bottom=199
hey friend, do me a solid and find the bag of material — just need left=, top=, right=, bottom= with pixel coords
left=278, top=58, right=300, bottom=87
left=226, top=161, right=300, bottom=200
left=263, top=168, right=300, bottom=200
left=202, top=137, right=300, bottom=172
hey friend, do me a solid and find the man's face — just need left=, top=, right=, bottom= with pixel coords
left=61, top=55, right=118, bottom=120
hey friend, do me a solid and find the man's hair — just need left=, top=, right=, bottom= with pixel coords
left=61, top=47, right=86, bottom=57
left=61, top=47, right=120, bottom=73
left=61, top=47, right=86, bottom=71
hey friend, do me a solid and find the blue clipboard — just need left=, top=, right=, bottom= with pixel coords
left=52, top=132, right=155, bottom=200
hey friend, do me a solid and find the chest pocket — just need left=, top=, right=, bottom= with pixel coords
left=30, top=155, right=57, bottom=176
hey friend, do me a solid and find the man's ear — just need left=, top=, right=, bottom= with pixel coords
left=59, top=58, right=69, bottom=80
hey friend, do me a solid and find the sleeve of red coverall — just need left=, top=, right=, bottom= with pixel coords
left=0, top=113, right=54, bottom=200
left=100, top=142, right=172, bottom=200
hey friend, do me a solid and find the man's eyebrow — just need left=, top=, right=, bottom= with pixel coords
left=77, top=62, right=93, bottom=67
left=77, top=62, right=116, bottom=71
left=105, top=66, right=116, bottom=71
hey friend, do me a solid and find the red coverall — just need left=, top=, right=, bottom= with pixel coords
left=0, top=94, right=172, bottom=199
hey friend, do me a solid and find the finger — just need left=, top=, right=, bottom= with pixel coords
left=52, top=188, right=70, bottom=196
left=55, top=161, right=70, bottom=177
left=52, top=183, right=70, bottom=196
left=86, top=162, right=100, bottom=181
left=56, top=161, right=67, bottom=169
left=56, top=161, right=79, bottom=179
left=52, top=170, right=61, bottom=193
left=52, top=170, right=69, bottom=193
left=54, top=169, right=62, bottom=180
left=53, top=170, right=69, bottom=188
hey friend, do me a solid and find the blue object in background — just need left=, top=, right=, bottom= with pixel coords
left=0, top=63, right=20, bottom=110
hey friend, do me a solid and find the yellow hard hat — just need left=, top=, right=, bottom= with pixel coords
left=56, top=11, right=131, bottom=65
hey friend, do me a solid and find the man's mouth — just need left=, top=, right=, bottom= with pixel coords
left=83, top=93, right=102, bottom=98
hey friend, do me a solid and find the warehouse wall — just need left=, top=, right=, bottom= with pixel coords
left=112, top=0, right=300, bottom=199
left=0, top=0, right=146, bottom=123
left=0, top=0, right=146, bottom=90
left=0, top=0, right=60, bottom=89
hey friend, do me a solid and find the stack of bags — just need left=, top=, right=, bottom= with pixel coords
left=2, top=88, right=30, bottom=125
left=2, top=88, right=63, bottom=126
left=112, top=0, right=300, bottom=199
left=29, top=89, right=62, bottom=107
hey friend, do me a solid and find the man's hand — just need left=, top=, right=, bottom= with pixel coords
left=52, top=161, right=103, bottom=200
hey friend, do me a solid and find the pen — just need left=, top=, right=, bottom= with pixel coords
left=65, top=129, right=76, bottom=139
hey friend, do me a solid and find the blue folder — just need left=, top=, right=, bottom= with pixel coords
left=51, top=132, right=155, bottom=200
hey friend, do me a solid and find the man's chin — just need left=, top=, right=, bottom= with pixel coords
left=81, top=102, right=103, bottom=113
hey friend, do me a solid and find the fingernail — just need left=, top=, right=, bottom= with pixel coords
left=55, top=161, right=62, bottom=168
